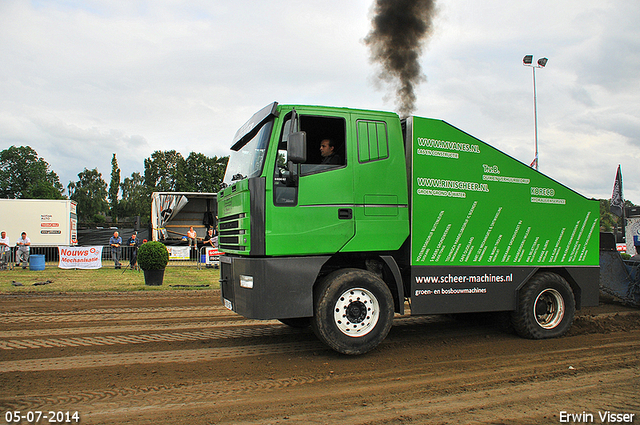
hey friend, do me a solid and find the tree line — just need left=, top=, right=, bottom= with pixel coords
left=0, top=145, right=635, bottom=230
left=0, top=146, right=227, bottom=223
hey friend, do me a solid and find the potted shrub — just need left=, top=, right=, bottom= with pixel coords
left=137, top=241, right=170, bottom=286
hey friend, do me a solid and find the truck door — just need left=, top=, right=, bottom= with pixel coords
left=266, top=111, right=355, bottom=256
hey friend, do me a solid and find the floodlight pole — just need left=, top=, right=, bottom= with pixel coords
left=523, top=55, right=548, bottom=171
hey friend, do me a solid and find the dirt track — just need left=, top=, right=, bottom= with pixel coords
left=1, top=291, right=639, bottom=425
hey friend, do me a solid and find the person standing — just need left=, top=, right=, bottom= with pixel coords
left=109, top=231, right=122, bottom=269
left=202, top=227, right=219, bottom=268
left=15, top=232, right=30, bottom=269
left=0, top=231, right=10, bottom=270
left=127, top=232, right=140, bottom=270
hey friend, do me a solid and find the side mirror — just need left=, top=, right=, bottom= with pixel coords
left=288, top=131, right=307, bottom=164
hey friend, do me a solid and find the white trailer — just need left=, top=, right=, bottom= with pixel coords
left=0, top=199, right=78, bottom=246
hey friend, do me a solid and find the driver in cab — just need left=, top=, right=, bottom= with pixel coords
left=319, top=139, right=341, bottom=165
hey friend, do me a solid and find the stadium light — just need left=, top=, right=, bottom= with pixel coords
left=523, top=55, right=548, bottom=170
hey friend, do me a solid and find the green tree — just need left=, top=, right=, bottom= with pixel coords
left=109, top=153, right=121, bottom=220
left=68, top=168, right=108, bottom=222
left=144, top=150, right=186, bottom=192
left=0, top=146, right=64, bottom=199
left=120, top=172, right=151, bottom=223
left=600, top=199, right=617, bottom=232
left=184, top=153, right=228, bottom=192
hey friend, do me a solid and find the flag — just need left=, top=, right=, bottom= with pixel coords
left=610, top=165, right=624, bottom=217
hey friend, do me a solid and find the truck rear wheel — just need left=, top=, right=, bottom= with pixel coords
left=511, top=272, right=575, bottom=339
left=312, top=268, right=394, bottom=355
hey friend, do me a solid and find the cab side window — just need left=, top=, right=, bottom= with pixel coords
left=357, top=120, right=389, bottom=163
left=299, top=115, right=346, bottom=175
left=273, top=114, right=347, bottom=206
left=273, top=118, right=295, bottom=206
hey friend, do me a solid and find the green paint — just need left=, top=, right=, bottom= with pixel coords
left=408, top=117, right=599, bottom=267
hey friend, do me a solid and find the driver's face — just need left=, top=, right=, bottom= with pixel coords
left=320, top=140, right=334, bottom=157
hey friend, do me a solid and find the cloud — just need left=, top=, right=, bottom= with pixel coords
left=0, top=0, right=639, bottom=205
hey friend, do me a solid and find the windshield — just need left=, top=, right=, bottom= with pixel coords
left=223, top=120, right=274, bottom=185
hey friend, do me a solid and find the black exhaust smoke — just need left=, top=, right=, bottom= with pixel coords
left=365, top=0, right=437, bottom=118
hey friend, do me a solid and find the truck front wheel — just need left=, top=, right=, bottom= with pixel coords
left=511, top=272, right=576, bottom=339
left=311, top=268, right=394, bottom=355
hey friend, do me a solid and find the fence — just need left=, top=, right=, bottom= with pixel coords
left=0, top=245, right=217, bottom=270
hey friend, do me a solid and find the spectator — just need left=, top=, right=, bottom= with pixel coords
left=202, top=228, right=218, bottom=248
left=187, top=226, right=197, bottom=249
left=634, top=229, right=640, bottom=257
left=202, top=227, right=219, bottom=268
left=127, top=232, right=140, bottom=270
left=15, top=231, right=30, bottom=269
left=109, top=231, right=122, bottom=269
left=0, top=231, right=10, bottom=270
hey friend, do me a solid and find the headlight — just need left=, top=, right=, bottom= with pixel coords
left=240, top=274, right=254, bottom=289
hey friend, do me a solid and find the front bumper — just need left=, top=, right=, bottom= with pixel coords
left=219, top=254, right=330, bottom=320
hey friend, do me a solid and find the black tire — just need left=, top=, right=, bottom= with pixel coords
left=311, top=268, right=394, bottom=355
left=278, top=317, right=311, bottom=328
left=511, top=272, right=576, bottom=339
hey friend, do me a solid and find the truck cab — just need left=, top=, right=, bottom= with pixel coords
left=218, top=103, right=409, bottom=324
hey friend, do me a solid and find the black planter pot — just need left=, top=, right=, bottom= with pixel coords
left=144, top=269, right=165, bottom=286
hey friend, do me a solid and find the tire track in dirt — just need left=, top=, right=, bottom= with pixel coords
left=0, top=326, right=310, bottom=351
left=0, top=305, right=227, bottom=317
left=0, top=300, right=310, bottom=354
left=2, top=293, right=639, bottom=425
left=232, top=368, right=638, bottom=425
left=0, top=307, right=445, bottom=350
left=2, top=370, right=339, bottom=412
left=0, top=308, right=231, bottom=324
left=0, top=341, right=325, bottom=373
left=0, top=319, right=277, bottom=338
left=0, top=292, right=215, bottom=301
left=2, top=332, right=638, bottom=423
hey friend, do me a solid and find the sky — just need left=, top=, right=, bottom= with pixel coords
left=1, top=0, right=639, bottom=204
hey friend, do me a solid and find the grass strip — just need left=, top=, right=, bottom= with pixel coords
left=1, top=264, right=220, bottom=292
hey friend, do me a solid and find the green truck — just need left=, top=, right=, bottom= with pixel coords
left=217, top=102, right=599, bottom=354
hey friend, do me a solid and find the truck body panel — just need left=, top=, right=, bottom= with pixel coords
left=0, top=199, right=78, bottom=246
left=406, top=117, right=599, bottom=314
